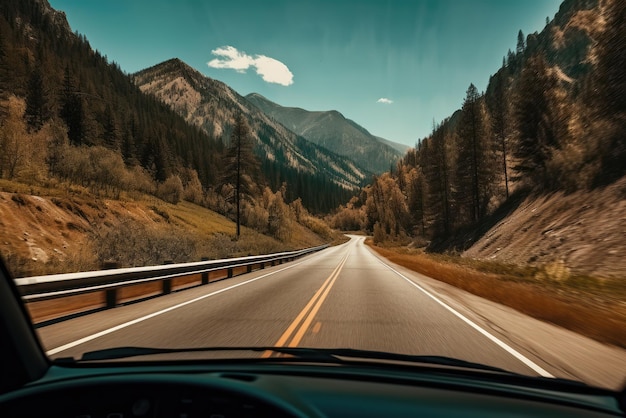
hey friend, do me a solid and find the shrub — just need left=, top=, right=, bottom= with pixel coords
left=95, top=219, right=197, bottom=267
left=157, top=175, right=184, bottom=204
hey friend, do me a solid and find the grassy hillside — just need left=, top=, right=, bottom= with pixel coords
left=0, top=179, right=334, bottom=278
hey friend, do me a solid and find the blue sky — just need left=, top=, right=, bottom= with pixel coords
left=49, top=0, right=563, bottom=147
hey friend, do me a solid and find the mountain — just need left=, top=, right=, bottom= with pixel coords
left=375, top=136, right=410, bottom=154
left=133, top=59, right=368, bottom=195
left=0, top=0, right=225, bottom=186
left=0, top=0, right=360, bottom=214
left=245, top=93, right=405, bottom=174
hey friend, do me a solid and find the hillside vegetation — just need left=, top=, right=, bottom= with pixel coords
left=0, top=178, right=334, bottom=278
left=332, top=0, right=625, bottom=279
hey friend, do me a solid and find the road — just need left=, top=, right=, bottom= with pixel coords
left=38, top=236, right=626, bottom=389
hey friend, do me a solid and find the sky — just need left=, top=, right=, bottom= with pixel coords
left=49, top=0, right=563, bottom=147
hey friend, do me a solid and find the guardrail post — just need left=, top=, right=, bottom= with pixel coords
left=260, top=262, right=265, bottom=269
left=227, top=267, right=233, bottom=278
left=163, top=260, right=173, bottom=294
left=201, top=257, right=209, bottom=284
left=102, top=261, right=120, bottom=308
left=247, top=264, right=252, bottom=273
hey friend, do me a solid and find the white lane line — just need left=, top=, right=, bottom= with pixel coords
left=374, top=256, right=554, bottom=378
left=47, top=250, right=330, bottom=356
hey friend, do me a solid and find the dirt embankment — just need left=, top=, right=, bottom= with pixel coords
left=0, top=192, right=104, bottom=274
left=0, top=187, right=328, bottom=278
left=464, top=178, right=626, bottom=279
left=0, top=191, right=195, bottom=276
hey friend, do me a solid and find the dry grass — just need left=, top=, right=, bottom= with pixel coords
left=160, top=200, right=236, bottom=236
left=367, top=240, right=626, bottom=349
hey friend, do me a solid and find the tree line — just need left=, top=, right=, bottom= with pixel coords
left=331, top=0, right=625, bottom=247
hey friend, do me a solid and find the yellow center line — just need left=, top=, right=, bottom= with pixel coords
left=287, top=255, right=347, bottom=347
left=262, top=252, right=349, bottom=358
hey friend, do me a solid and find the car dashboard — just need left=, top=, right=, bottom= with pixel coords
left=0, top=361, right=622, bottom=418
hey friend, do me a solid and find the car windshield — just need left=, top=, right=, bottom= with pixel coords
left=1, top=0, right=624, bottom=391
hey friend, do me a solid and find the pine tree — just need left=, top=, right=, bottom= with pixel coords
left=512, top=55, right=559, bottom=188
left=24, top=66, right=47, bottom=130
left=486, top=71, right=510, bottom=198
left=101, top=104, right=118, bottom=149
left=593, top=0, right=626, bottom=182
left=221, top=114, right=260, bottom=237
left=59, top=66, right=85, bottom=145
left=516, top=30, right=525, bottom=55
left=456, top=84, right=485, bottom=224
left=422, top=123, right=451, bottom=237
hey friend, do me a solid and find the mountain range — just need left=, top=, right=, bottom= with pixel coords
left=245, top=93, right=407, bottom=174
left=133, top=59, right=371, bottom=191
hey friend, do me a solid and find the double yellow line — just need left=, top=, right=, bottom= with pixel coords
left=262, top=252, right=349, bottom=357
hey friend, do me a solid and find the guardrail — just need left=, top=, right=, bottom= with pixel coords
left=15, top=244, right=329, bottom=309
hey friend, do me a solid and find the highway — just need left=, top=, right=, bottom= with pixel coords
left=38, top=236, right=626, bottom=389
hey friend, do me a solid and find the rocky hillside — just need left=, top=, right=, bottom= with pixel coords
left=463, top=177, right=626, bottom=278
left=246, top=93, right=405, bottom=174
left=133, top=59, right=368, bottom=191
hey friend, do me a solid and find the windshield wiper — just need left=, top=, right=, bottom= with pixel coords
left=57, top=345, right=513, bottom=374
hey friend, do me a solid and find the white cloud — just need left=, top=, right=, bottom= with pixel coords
left=208, top=46, right=294, bottom=86
left=377, top=98, right=393, bottom=104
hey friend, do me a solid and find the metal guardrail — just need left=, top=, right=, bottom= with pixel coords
left=15, top=244, right=329, bottom=308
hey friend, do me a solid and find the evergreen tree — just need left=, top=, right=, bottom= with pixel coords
left=593, top=0, right=626, bottom=182
left=221, top=114, right=260, bottom=237
left=24, top=66, right=47, bottom=130
left=121, top=115, right=137, bottom=165
left=422, top=123, right=451, bottom=237
left=152, top=136, right=172, bottom=182
left=101, top=104, right=118, bottom=149
left=59, top=66, right=85, bottom=145
left=456, top=84, right=484, bottom=224
left=512, top=55, right=560, bottom=188
left=486, top=71, right=510, bottom=198
left=516, top=30, right=525, bottom=55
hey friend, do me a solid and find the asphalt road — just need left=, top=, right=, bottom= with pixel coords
left=38, top=236, right=626, bottom=389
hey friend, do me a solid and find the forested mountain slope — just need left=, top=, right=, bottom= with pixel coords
left=0, top=0, right=359, bottom=213
left=332, top=0, right=625, bottom=275
left=133, top=59, right=369, bottom=201
left=245, top=92, right=405, bottom=174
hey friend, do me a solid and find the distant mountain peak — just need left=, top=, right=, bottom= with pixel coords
left=245, top=93, right=405, bottom=174
left=139, top=58, right=205, bottom=83
left=247, top=92, right=267, bottom=100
